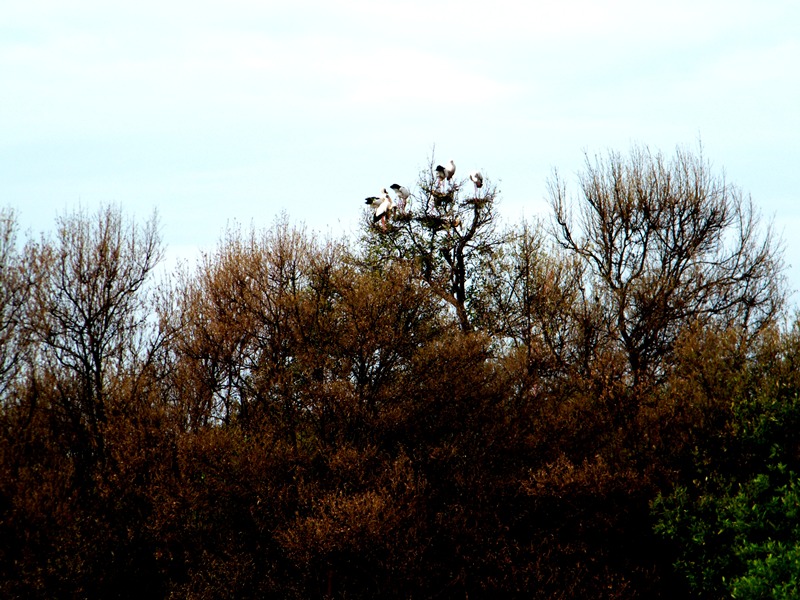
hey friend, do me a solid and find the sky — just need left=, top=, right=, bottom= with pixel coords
left=2, top=1, right=799, bottom=298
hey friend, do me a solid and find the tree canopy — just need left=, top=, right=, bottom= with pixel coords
left=0, top=145, right=792, bottom=599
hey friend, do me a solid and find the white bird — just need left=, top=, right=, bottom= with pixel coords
left=435, top=159, right=456, bottom=191
left=435, top=165, right=446, bottom=190
left=470, top=171, right=483, bottom=189
left=434, top=159, right=455, bottom=191
left=365, top=188, right=393, bottom=229
left=390, top=183, right=410, bottom=213
left=444, top=159, right=456, bottom=181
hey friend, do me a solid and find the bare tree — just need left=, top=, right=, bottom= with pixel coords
left=0, top=209, right=33, bottom=399
left=480, top=219, right=608, bottom=382
left=550, top=145, right=785, bottom=384
left=24, top=205, right=163, bottom=466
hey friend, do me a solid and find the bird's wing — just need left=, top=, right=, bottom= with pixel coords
left=373, top=197, right=392, bottom=222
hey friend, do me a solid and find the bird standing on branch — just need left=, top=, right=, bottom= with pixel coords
left=390, top=183, right=410, bottom=213
left=435, top=165, right=446, bottom=190
left=444, top=159, right=456, bottom=181
left=435, top=159, right=456, bottom=191
left=364, top=188, right=393, bottom=230
left=470, top=171, right=483, bottom=190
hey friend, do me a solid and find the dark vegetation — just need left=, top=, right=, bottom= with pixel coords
left=1, top=145, right=797, bottom=598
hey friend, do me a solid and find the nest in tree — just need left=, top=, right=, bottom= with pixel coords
left=417, top=215, right=448, bottom=231
left=463, top=196, right=489, bottom=208
left=371, top=221, right=397, bottom=233
left=418, top=215, right=460, bottom=231
left=430, top=190, right=455, bottom=207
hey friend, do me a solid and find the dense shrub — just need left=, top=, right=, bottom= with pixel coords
left=0, top=146, right=789, bottom=598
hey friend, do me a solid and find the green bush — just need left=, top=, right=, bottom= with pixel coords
left=653, top=336, right=800, bottom=598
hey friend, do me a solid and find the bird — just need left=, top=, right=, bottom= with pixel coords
left=470, top=171, right=483, bottom=190
left=435, top=165, right=447, bottom=190
left=434, top=159, right=456, bottom=190
left=444, top=159, right=456, bottom=181
left=365, top=188, right=393, bottom=229
left=390, top=183, right=410, bottom=213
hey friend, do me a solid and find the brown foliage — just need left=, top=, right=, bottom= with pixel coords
left=0, top=144, right=788, bottom=599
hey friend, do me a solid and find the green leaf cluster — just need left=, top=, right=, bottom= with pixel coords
left=653, top=350, right=800, bottom=598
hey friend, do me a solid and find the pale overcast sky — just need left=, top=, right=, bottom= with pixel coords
left=2, top=1, right=799, bottom=296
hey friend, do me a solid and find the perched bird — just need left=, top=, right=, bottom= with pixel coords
left=434, top=159, right=456, bottom=190
left=470, top=171, right=483, bottom=190
left=435, top=165, right=446, bottom=189
left=390, top=183, right=410, bottom=213
left=365, top=188, right=393, bottom=229
left=444, top=159, right=456, bottom=181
